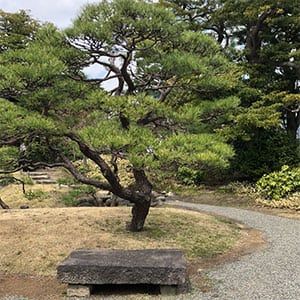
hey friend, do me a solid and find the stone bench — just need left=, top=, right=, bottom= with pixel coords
left=57, top=249, right=188, bottom=297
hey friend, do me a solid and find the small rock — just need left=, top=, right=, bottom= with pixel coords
left=151, top=200, right=161, bottom=207
left=95, top=190, right=110, bottom=200
left=166, top=191, right=175, bottom=197
left=77, top=202, right=94, bottom=207
left=105, top=199, right=112, bottom=207
left=111, top=198, right=118, bottom=207
left=67, top=284, right=92, bottom=298
left=95, top=198, right=104, bottom=207
left=99, top=195, right=111, bottom=201
left=77, top=196, right=96, bottom=207
left=151, top=191, right=160, bottom=198
left=58, top=184, right=69, bottom=189
left=116, top=197, right=130, bottom=206
left=20, top=205, right=30, bottom=209
left=156, top=196, right=167, bottom=202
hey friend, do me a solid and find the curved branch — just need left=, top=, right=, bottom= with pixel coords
left=0, top=176, right=26, bottom=194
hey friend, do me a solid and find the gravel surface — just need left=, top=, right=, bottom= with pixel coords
left=171, top=200, right=300, bottom=300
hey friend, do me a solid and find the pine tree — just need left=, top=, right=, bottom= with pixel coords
left=0, top=0, right=237, bottom=231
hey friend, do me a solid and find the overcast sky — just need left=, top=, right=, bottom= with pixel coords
left=0, top=0, right=96, bottom=28
left=0, top=0, right=117, bottom=86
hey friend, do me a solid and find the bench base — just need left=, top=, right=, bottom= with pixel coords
left=66, top=283, right=189, bottom=298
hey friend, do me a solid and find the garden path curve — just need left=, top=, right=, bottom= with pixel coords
left=170, top=200, right=300, bottom=300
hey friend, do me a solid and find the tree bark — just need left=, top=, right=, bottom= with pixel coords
left=286, top=110, right=300, bottom=139
left=128, top=168, right=153, bottom=232
left=127, top=199, right=151, bottom=232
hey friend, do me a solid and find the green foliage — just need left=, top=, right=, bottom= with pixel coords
left=0, top=0, right=238, bottom=196
left=158, top=133, right=234, bottom=170
left=0, top=146, right=19, bottom=169
left=61, top=186, right=96, bottom=207
left=256, top=166, right=300, bottom=200
left=25, top=189, right=48, bottom=200
left=177, top=166, right=203, bottom=185
left=20, top=175, right=34, bottom=185
left=57, top=177, right=77, bottom=186
left=230, top=129, right=300, bottom=180
left=165, top=0, right=300, bottom=183
left=0, top=10, right=39, bottom=52
left=0, top=176, right=16, bottom=186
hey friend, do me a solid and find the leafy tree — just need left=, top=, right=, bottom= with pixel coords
left=0, top=10, right=39, bottom=52
left=0, top=0, right=237, bottom=231
left=163, top=0, right=300, bottom=138
left=163, top=0, right=300, bottom=182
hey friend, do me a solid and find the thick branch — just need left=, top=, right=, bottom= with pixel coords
left=60, top=155, right=113, bottom=191
left=0, top=198, right=9, bottom=209
left=66, top=133, right=125, bottom=195
left=0, top=176, right=26, bottom=194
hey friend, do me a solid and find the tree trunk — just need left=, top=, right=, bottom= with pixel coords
left=286, top=110, right=299, bottom=139
left=128, top=168, right=153, bottom=232
left=127, top=199, right=151, bottom=232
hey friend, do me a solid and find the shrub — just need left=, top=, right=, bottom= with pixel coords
left=61, top=185, right=96, bottom=206
left=20, top=175, right=34, bottom=185
left=177, top=166, right=204, bottom=186
left=0, top=176, right=15, bottom=186
left=256, top=166, right=300, bottom=200
left=230, top=129, right=299, bottom=181
left=57, top=177, right=77, bottom=186
left=25, top=189, right=48, bottom=200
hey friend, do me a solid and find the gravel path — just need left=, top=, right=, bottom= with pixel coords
left=171, top=200, right=300, bottom=300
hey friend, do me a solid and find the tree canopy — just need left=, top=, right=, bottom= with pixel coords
left=0, top=1, right=238, bottom=231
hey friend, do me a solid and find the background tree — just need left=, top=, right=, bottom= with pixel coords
left=0, top=10, right=39, bottom=52
left=163, top=0, right=300, bottom=180
left=0, top=0, right=237, bottom=231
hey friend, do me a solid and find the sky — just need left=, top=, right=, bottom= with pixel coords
left=0, top=0, right=95, bottom=28
left=0, top=0, right=117, bottom=87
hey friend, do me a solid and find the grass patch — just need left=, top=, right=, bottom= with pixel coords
left=0, top=183, right=69, bottom=208
left=0, top=207, right=239, bottom=276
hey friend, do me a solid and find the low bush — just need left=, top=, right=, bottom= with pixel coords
left=256, top=166, right=300, bottom=200
left=177, top=166, right=204, bottom=186
left=61, top=185, right=96, bottom=206
left=25, top=189, right=48, bottom=200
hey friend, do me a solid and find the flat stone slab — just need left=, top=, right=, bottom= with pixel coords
left=57, top=249, right=187, bottom=286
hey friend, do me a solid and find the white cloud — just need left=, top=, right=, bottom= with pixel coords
left=0, top=0, right=96, bottom=28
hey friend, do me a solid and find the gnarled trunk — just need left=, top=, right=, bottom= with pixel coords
left=127, top=168, right=153, bottom=232
left=127, top=198, right=151, bottom=232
